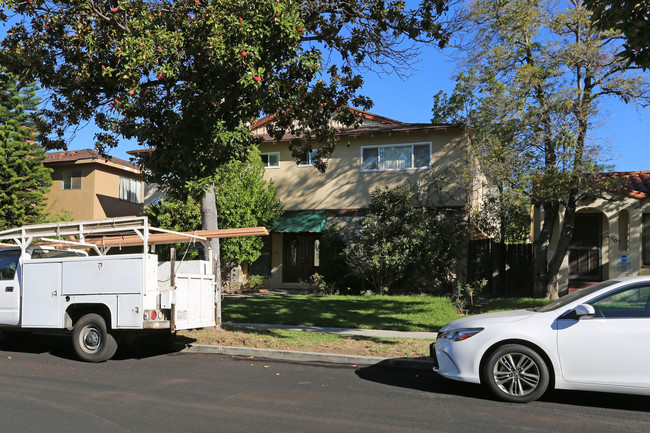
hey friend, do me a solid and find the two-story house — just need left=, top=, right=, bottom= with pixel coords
left=44, top=149, right=145, bottom=221
left=250, top=109, right=479, bottom=289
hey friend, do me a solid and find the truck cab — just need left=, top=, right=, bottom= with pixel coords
left=0, top=246, right=87, bottom=326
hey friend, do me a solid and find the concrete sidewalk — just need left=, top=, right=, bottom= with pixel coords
left=179, top=323, right=437, bottom=370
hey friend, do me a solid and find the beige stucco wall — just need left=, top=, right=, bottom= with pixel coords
left=46, top=162, right=143, bottom=221
left=259, top=127, right=469, bottom=210
left=258, top=127, right=471, bottom=288
left=535, top=197, right=650, bottom=296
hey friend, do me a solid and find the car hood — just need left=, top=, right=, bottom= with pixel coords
left=439, top=309, right=536, bottom=332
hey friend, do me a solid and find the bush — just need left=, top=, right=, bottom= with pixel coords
left=343, top=171, right=467, bottom=294
left=246, top=274, right=265, bottom=291
left=302, top=273, right=339, bottom=295
left=454, top=279, right=487, bottom=314
left=318, top=222, right=365, bottom=294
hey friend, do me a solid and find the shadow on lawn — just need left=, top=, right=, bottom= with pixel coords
left=223, top=295, right=452, bottom=331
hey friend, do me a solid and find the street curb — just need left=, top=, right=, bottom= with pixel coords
left=180, top=344, right=435, bottom=370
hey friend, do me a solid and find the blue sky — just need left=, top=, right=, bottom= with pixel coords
left=53, top=44, right=650, bottom=173
left=2, top=6, right=649, bottom=172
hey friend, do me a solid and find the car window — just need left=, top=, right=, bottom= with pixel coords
left=536, top=280, right=619, bottom=312
left=588, top=284, right=650, bottom=318
left=0, top=249, right=20, bottom=280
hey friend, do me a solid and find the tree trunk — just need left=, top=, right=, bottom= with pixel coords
left=201, top=183, right=222, bottom=328
left=533, top=191, right=579, bottom=300
left=533, top=201, right=558, bottom=298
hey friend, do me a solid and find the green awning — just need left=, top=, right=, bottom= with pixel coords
left=270, top=210, right=328, bottom=233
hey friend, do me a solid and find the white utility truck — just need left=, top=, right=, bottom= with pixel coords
left=0, top=216, right=266, bottom=362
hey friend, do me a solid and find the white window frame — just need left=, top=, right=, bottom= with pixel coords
left=298, top=150, right=319, bottom=167
left=119, top=176, right=143, bottom=204
left=261, top=152, right=280, bottom=169
left=62, top=169, right=82, bottom=190
left=360, top=142, right=432, bottom=172
left=641, top=213, right=650, bottom=268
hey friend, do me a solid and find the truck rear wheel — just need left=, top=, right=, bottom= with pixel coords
left=72, top=314, right=118, bottom=362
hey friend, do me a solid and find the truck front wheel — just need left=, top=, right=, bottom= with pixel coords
left=72, top=314, right=118, bottom=362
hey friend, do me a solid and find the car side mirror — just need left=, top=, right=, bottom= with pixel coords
left=574, top=304, right=595, bottom=319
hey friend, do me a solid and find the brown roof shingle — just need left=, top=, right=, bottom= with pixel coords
left=608, top=171, right=650, bottom=199
left=45, top=149, right=140, bottom=171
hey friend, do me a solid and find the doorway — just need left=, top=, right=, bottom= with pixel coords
left=282, top=233, right=320, bottom=283
left=568, top=214, right=602, bottom=281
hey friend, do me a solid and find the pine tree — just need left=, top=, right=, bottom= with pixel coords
left=0, top=69, right=52, bottom=230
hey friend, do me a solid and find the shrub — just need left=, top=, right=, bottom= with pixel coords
left=343, top=171, right=467, bottom=294
left=246, top=274, right=265, bottom=291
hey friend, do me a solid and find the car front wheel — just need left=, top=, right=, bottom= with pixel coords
left=483, top=344, right=549, bottom=403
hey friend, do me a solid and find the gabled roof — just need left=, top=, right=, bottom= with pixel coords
left=607, top=171, right=650, bottom=199
left=250, top=107, right=401, bottom=131
left=128, top=109, right=465, bottom=156
left=253, top=121, right=463, bottom=142
left=45, top=149, right=141, bottom=174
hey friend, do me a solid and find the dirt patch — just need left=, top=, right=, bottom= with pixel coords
left=178, top=326, right=434, bottom=358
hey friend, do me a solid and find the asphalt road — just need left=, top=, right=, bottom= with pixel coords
left=0, top=336, right=649, bottom=433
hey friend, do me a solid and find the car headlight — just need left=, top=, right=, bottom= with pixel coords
left=438, top=328, right=483, bottom=342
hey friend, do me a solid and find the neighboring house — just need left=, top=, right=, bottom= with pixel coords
left=44, top=149, right=144, bottom=221
left=533, top=171, right=650, bottom=296
left=251, top=108, right=481, bottom=289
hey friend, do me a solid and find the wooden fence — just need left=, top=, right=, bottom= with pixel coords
left=467, top=239, right=534, bottom=298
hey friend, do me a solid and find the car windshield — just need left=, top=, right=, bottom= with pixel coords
left=534, top=280, right=620, bottom=312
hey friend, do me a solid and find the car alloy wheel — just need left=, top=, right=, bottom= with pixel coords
left=483, top=344, right=550, bottom=403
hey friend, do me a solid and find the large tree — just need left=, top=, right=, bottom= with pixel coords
left=432, top=0, right=650, bottom=298
left=0, top=0, right=453, bottom=276
left=144, top=148, right=282, bottom=268
left=0, top=68, right=52, bottom=230
left=584, top=0, right=650, bottom=70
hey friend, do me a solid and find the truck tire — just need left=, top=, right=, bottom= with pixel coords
left=72, top=314, right=118, bottom=362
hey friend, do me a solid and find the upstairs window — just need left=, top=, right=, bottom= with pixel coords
left=298, top=150, right=319, bottom=167
left=119, top=177, right=142, bottom=204
left=62, top=170, right=82, bottom=190
left=361, top=143, right=431, bottom=172
left=261, top=152, right=280, bottom=169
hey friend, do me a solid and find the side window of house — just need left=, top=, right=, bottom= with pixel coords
left=641, top=213, right=650, bottom=266
left=62, top=169, right=82, bottom=190
left=361, top=143, right=431, bottom=172
left=250, top=236, right=272, bottom=277
left=119, top=177, right=142, bottom=204
left=298, top=150, right=319, bottom=167
left=261, top=152, right=280, bottom=169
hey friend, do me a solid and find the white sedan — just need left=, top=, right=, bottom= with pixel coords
left=432, top=276, right=650, bottom=403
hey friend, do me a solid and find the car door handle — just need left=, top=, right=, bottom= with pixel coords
left=5, top=286, right=13, bottom=292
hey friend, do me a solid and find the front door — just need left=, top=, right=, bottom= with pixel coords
left=568, top=214, right=602, bottom=281
left=0, top=249, right=21, bottom=326
left=282, top=233, right=320, bottom=283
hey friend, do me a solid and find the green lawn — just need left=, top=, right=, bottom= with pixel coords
left=223, top=294, right=555, bottom=332
left=223, top=294, right=459, bottom=331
